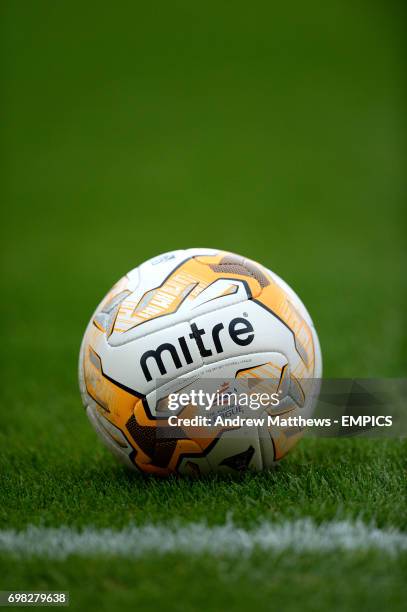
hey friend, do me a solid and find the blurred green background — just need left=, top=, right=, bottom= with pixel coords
left=1, top=0, right=405, bottom=404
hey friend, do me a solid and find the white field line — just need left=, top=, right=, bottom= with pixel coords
left=0, top=520, right=406, bottom=559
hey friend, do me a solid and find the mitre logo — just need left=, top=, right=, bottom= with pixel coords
left=140, top=317, right=254, bottom=382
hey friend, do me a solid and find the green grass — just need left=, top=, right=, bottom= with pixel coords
left=2, top=552, right=407, bottom=612
left=0, top=439, right=406, bottom=530
left=0, top=0, right=406, bottom=610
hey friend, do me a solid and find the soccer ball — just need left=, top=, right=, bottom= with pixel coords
left=79, top=249, right=322, bottom=475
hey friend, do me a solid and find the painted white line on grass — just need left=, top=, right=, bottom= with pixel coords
left=0, top=520, right=406, bottom=559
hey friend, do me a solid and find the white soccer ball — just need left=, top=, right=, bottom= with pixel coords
left=79, top=248, right=322, bottom=475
